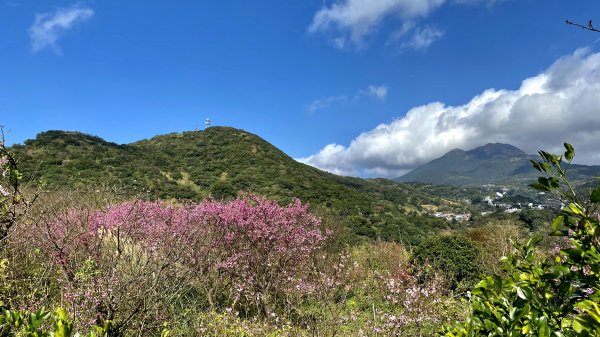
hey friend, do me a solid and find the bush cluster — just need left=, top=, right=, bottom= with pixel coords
left=412, top=235, right=482, bottom=291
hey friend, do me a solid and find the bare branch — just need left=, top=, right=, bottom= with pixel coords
left=565, top=19, right=600, bottom=33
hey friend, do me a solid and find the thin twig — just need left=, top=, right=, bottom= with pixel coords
left=565, top=19, right=600, bottom=33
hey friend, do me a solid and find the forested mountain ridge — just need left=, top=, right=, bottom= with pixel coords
left=11, top=126, right=461, bottom=243
left=397, top=143, right=600, bottom=187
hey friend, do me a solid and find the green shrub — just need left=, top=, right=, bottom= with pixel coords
left=412, top=235, right=481, bottom=291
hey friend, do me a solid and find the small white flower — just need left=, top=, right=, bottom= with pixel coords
left=0, top=185, right=9, bottom=197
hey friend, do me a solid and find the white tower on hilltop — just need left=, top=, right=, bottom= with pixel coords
left=205, top=118, right=211, bottom=128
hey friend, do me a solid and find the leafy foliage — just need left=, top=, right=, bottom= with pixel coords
left=0, top=307, right=170, bottom=337
left=443, top=143, right=600, bottom=336
left=413, top=235, right=482, bottom=291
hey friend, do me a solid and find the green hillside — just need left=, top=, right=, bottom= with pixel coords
left=12, top=127, right=462, bottom=244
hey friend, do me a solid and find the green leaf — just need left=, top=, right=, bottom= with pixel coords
left=531, top=161, right=541, bottom=172
left=536, top=177, right=560, bottom=189
left=531, top=160, right=545, bottom=172
left=549, top=264, right=570, bottom=276
left=591, top=187, right=600, bottom=203
left=54, top=308, right=69, bottom=322
left=564, top=143, right=575, bottom=161
left=542, top=163, right=552, bottom=172
left=474, top=279, right=487, bottom=289
left=548, top=177, right=560, bottom=188
left=567, top=203, right=583, bottom=215
left=552, top=215, right=564, bottom=232
left=517, top=287, right=526, bottom=300
left=566, top=248, right=584, bottom=261
left=573, top=317, right=588, bottom=333
left=538, top=316, right=550, bottom=337
left=529, top=183, right=551, bottom=192
left=539, top=150, right=552, bottom=163
left=517, top=286, right=533, bottom=300
left=538, top=177, right=551, bottom=187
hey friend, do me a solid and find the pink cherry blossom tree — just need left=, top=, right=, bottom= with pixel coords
left=35, top=194, right=327, bottom=335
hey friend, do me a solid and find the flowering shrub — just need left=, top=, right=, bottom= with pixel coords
left=370, top=267, right=449, bottom=336
left=284, top=242, right=468, bottom=336
left=443, top=143, right=600, bottom=336
left=37, top=194, right=327, bottom=333
left=202, top=195, right=327, bottom=316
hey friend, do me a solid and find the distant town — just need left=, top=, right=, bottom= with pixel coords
left=428, top=185, right=563, bottom=223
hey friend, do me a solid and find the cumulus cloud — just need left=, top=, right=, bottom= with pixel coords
left=29, top=3, right=94, bottom=54
left=308, top=84, right=388, bottom=113
left=309, top=0, right=444, bottom=44
left=309, top=0, right=494, bottom=48
left=298, top=49, right=600, bottom=177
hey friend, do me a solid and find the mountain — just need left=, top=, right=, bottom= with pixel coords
left=11, top=127, right=462, bottom=244
left=396, top=143, right=600, bottom=187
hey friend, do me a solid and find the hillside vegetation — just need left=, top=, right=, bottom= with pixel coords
left=12, top=127, right=460, bottom=243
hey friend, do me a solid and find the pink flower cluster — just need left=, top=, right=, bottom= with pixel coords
left=42, top=194, right=327, bottom=315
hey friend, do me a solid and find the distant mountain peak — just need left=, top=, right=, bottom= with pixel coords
left=396, top=142, right=535, bottom=185
left=467, top=143, right=527, bottom=159
left=445, top=148, right=465, bottom=155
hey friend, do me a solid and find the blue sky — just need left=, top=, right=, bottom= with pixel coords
left=2, top=0, right=600, bottom=177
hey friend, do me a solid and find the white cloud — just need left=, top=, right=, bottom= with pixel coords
left=309, top=0, right=495, bottom=48
left=388, top=21, right=416, bottom=41
left=309, top=0, right=445, bottom=45
left=298, top=49, right=600, bottom=177
left=308, top=95, right=349, bottom=113
left=29, top=3, right=94, bottom=54
left=367, top=85, right=388, bottom=100
left=308, top=84, right=388, bottom=113
left=401, top=26, right=444, bottom=50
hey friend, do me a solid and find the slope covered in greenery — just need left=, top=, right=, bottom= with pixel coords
left=12, top=127, right=459, bottom=243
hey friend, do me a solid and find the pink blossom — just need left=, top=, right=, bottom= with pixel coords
left=37, top=194, right=328, bottom=318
